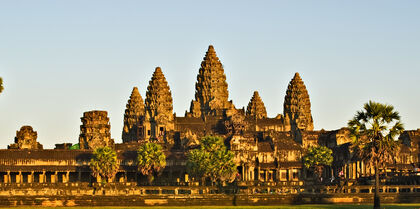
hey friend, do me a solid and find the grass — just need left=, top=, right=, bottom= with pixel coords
left=3, top=205, right=420, bottom=209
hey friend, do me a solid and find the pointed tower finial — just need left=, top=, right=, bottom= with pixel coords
left=145, top=67, right=173, bottom=123
left=122, top=86, right=145, bottom=143
left=246, top=91, right=267, bottom=119
left=189, top=45, right=233, bottom=117
left=283, top=72, right=313, bottom=132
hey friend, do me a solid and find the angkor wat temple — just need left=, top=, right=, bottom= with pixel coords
left=1, top=45, right=419, bottom=186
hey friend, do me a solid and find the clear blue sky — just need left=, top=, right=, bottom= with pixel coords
left=1, top=1, right=419, bottom=149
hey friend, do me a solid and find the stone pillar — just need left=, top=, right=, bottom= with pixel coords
left=66, top=171, right=70, bottom=183
left=17, top=171, right=22, bottom=184
left=264, top=170, right=268, bottom=182
left=288, top=169, right=294, bottom=182
left=53, top=171, right=58, bottom=183
left=41, top=171, right=46, bottom=183
left=330, top=167, right=334, bottom=179
left=6, top=171, right=10, bottom=184
left=352, top=163, right=356, bottom=180
left=344, top=164, right=347, bottom=179
left=29, top=171, right=34, bottom=183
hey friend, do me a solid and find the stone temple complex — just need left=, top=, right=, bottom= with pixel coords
left=0, top=45, right=419, bottom=190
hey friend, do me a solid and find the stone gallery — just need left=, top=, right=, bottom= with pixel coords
left=1, top=45, right=419, bottom=188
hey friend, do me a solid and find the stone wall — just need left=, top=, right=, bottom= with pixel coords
left=0, top=183, right=418, bottom=206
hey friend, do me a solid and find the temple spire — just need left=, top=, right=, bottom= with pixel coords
left=122, top=87, right=145, bottom=143
left=190, top=45, right=232, bottom=117
left=145, top=67, right=174, bottom=123
left=283, top=72, right=314, bottom=132
left=246, top=91, right=267, bottom=119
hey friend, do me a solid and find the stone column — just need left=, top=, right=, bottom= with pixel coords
left=17, top=171, right=22, bottom=184
left=6, top=171, right=10, bottom=184
left=264, top=170, right=268, bottom=182
left=330, top=167, right=334, bottom=179
left=41, top=171, right=46, bottom=183
left=29, top=171, right=34, bottom=183
left=344, top=164, right=347, bottom=179
left=352, top=163, right=356, bottom=180
left=66, top=171, right=70, bottom=183
left=288, top=169, right=293, bottom=182
left=54, top=171, right=58, bottom=183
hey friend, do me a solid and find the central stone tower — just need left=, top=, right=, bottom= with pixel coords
left=189, top=45, right=235, bottom=117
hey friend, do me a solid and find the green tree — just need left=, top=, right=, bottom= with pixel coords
left=89, top=146, right=119, bottom=183
left=0, top=77, right=3, bottom=94
left=69, top=143, right=80, bottom=150
left=348, top=101, right=404, bottom=209
left=302, top=145, right=333, bottom=181
left=137, top=142, right=166, bottom=184
left=186, top=136, right=236, bottom=185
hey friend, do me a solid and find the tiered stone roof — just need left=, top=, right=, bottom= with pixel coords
left=246, top=91, right=267, bottom=119
left=79, top=110, right=114, bottom=149
left=8, top=126, right=43, bottom=150
left=190, top=45, right=232, bottom=117
left=122, top=87, right=145, bottom=143
left=283, top=73, right=314, bottom=131
left=145, top=67, right=173, bottom=123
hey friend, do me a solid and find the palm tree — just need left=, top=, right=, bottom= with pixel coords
left=89, top=146, right=119, bottom=183
left=137, top=142, right=166, bottom=184
left=348, top=101, right=404, bottom=209
left=0, top=77, right=3, bottom=94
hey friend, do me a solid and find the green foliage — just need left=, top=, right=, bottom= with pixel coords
left=186, top=136, right=236, bottom=182
left=348, top=101, right=404, bottom=209
left=89, top=146, right=119, bottom=182
left=303, top=145, right=333, bottom=169
left=0, top=77, right=3, bottom=94
left=69, top=143, right=80, bottom=150
left=137, top=142, right=166, bottom=182
left=348, top=101, right=404, bottom=167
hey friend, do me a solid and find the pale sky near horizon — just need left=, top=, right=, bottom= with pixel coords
left=0, top=1, right=419, bottom=149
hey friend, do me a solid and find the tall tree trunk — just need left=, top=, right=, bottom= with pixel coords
left=374, top=160, right=380, bottom=209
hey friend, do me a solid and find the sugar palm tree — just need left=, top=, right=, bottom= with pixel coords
left=0, top=77, right=3, bottom=94
left=89, top=146, right=119, bottom=183
left=137, top=142, right=166, bottom=184
left=348, top=101, right=404, bottom=209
